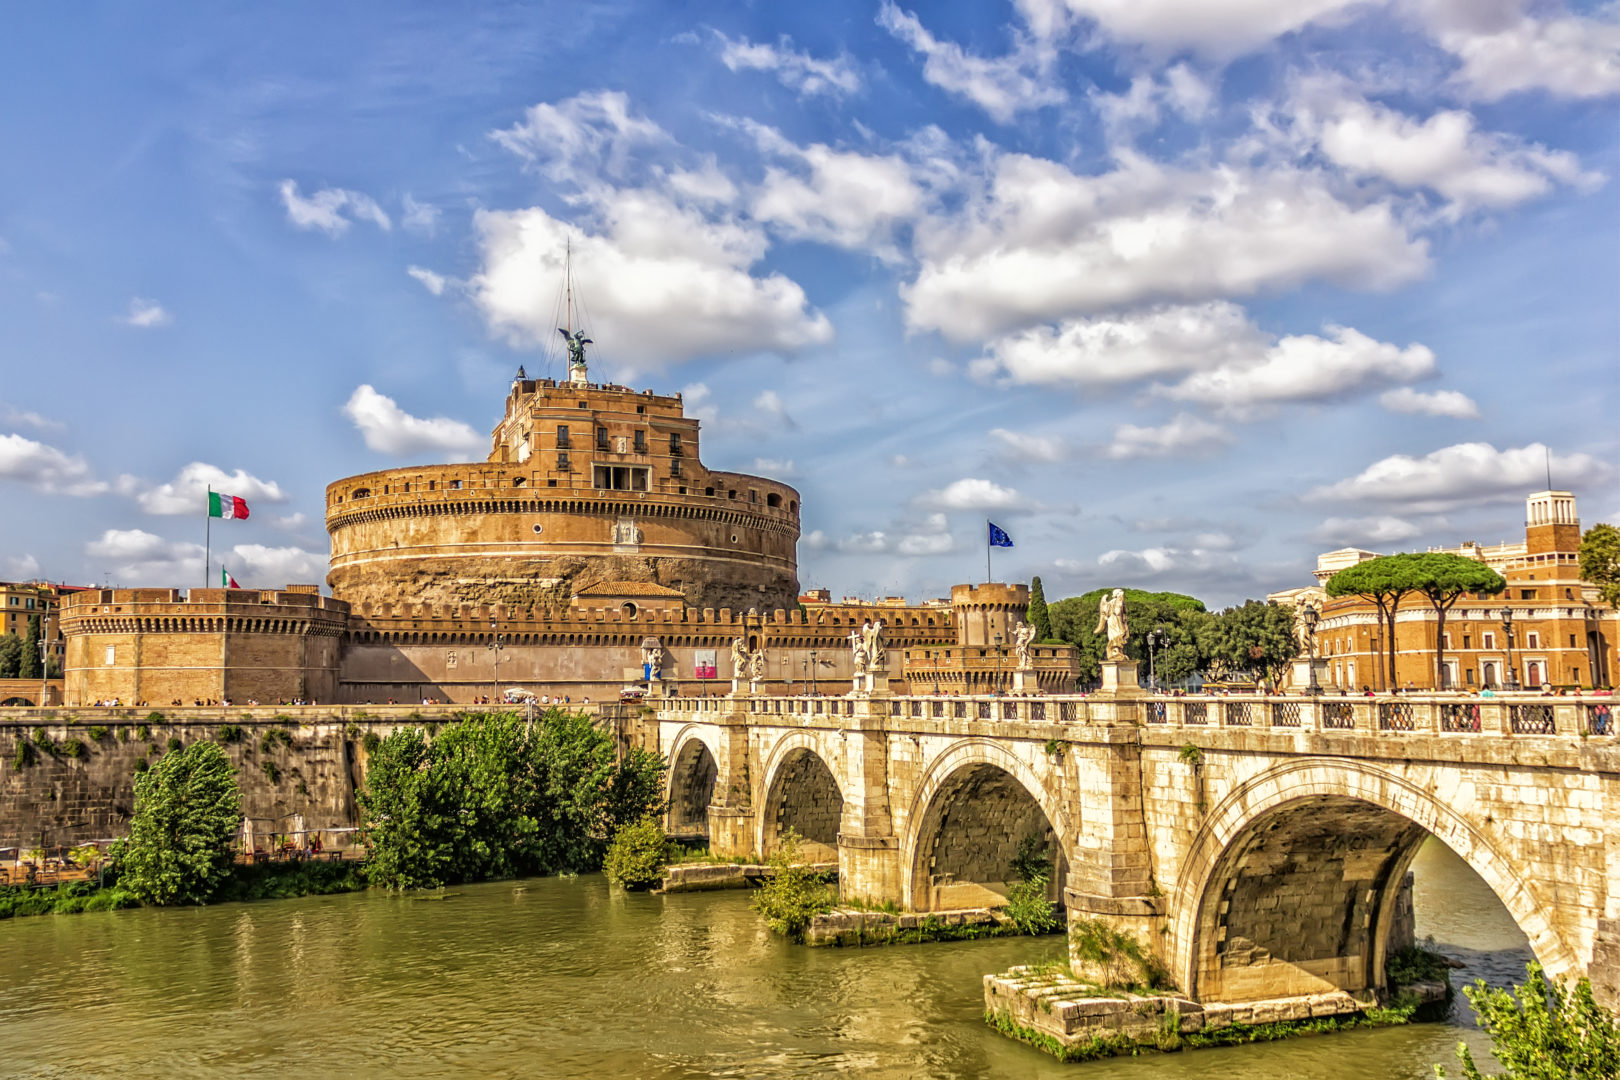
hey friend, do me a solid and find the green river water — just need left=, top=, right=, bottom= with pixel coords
left=0, top=839, right=1532, bottom=1079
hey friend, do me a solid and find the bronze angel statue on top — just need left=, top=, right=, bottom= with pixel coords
left=558, top=328, right=592, bottom=369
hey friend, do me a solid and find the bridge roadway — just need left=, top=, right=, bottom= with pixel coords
left=653, top=688, right=1619, bottom=1007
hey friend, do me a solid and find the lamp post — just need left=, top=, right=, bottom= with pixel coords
left=992, top=632, right=1004, bottom=695
left=39, top=635, right=50, bottom=709
left=1501, top=608, right=1519, bottom=691
left=1146, top=628, right=1167, bottom=691
left=486, top=621, right=505, bottom=704
left=809, top=648, right=819, bottom=697
left=1302, top=604, right=1320, bottom=695
left=931, top=649, right=941, bottom=696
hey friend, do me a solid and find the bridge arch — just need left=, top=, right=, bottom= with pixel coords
left=1169, top=757, right=1578, bottom=1002
left=757, top=733, right=847, bottom=861
left=902, top=740, right=1069, bottom=913
left=665, top=728, right=720, bottom=841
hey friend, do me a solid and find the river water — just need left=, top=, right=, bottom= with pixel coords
left=0, top=838, right=1531, bottom=1079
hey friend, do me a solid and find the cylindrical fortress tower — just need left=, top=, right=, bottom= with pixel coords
left=951, top=583, right=1031, bottom=648
left=325, top=376, right=800, bottom=613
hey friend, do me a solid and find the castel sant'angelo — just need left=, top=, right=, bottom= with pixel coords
left=58, top=333, right=1081, bottom=706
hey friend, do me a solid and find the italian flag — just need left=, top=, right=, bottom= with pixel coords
left=208, top=491, right=250, bottom=520
left=221, top=567, right=241, bottom=589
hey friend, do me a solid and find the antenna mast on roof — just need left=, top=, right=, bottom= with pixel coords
left=1545, top=445, right=1552, bottom=490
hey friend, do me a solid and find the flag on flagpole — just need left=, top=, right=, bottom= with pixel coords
left=208, top=492, right=250, bottom=520
left=220, top=567, right=241, bottom=589
left=988, top=522, right=1014, bottom=548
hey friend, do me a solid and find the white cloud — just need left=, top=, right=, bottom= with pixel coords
left=2, top=554, right=40, bottom=579
left=751, top=389, right=797, bottom=429
left=907, top=151, right=1428, bottom=342
left=752, top=457, right=798, bottom=478
left=1286, top=79, right=1602, bottom=215
left=989, top=428, right=1069, bottom=462
left=1095, top=542, right=1248, bottom=580
left=470, top=200, right=831, bottom=372
left=1157, top=324, right=1436, bottom=415
left=278, top=180, right=392, bottom=235
left=1104, top=414, right=1233, bottom=459
left=1309, top=515, right=1426, bottom=545
left=1019, top=0, right=1363, bottom=58
left=401, top=194, right=441, bottom=234
left=0, top=405, right=63, bottom=431
left=712, top=31, right=861, bottom=97
left=271, top=512, right=308, bottom=531
left=122, top=298, right=171, bottom=328
left=1307, top=441, right=1615, bottom=511
left=1378, top=386, right=1480, bottom=419
left=0, top=433, right=106, bottom=496
left=916, top=477, right=1030, bottom=511
left=228, top=543, right=327, bottom=587
left=342, top=385, right=486, bottom=460
left=681, top=383, right=718, bottom=425
left=897, top=512, right=956, bottom=556
left=1415, top=0, right=1620, bottom=101
left=837, top=530, right=891, bottom=553
left=84, top=529, right=203, bottom=585
left=407, top=265, right=448, bottom=295
left=133, top=462, right=287, bottom=516
left=749, top=134, right=924, bottom=261
left=802, top=529, right=829, bottom=551
left=973, top=302, right=1265, bottom=387
left=878, top=2, right=1064, bottom=123
left=1091, top=65, right=1214, bottom=143
left=490, top=90, right=668, bottom=184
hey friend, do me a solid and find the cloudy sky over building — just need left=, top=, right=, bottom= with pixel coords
left=1, top=1, right=1616, bottom=606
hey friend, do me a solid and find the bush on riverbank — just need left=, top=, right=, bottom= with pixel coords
left=752, top=831, right=832, bottom=942
left=116, top=740, right=242, bottom=906
left=604, top=818, right=675, bottom=890
left=358, top=710, right=666, bottom=890
left=1438, top=962, right=1619, bottom=1079
left=0, top=861, right=366, bottom=919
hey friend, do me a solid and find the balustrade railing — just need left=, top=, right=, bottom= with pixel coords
left=1509, top=703, right=1555, bottom=735
left=1146, top=701, right=1168, bottom=724
left=1440, top=703, right=1481, bottom=733
left=1321, top=703, right=1354, bottom=729
left=1184, top=701, right=1208, bottom=725
left=1586, top=703, right=1614, bottom=735
left=1224, top=701, right=1253, bottom=727
left=1271, top=702, right=1301, bottom=728
left=1378, top=702, right=1414, bottom=731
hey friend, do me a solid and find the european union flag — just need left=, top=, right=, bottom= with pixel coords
left=988, top=522, right=1014, bottom=548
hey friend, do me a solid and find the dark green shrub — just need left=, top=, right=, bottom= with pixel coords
left=361, top=731, right=381, bottom=754
left=87, top=725, right=110, bottom=742
left=216, top=724, right=243, bottom=745
left=604, top=818, right=674, bottom=890
left=1438, top=962, right=1619, bottom=1079
left=13, top=740, right=36, bottom=770
left=61, top=738, right=87, bottom=759
left=1069, top=918, right=1172, bottom=991
left=119, top=728, right=130, bottom=743
left=117, top=741, right=241, bottom=906
left=32, top=728, right=55, bottom=752
left=261, top=760, right=281, bottom=784
left=259, top=727, right=292, bottom=754
left=1004, top=875, right=1060, bottom=935
left=166, top=736, right=182, bottom=752
left=133, top=757, right=148, bottom=773
left=135, top=724, right=151, bottom=740
left=144, top=712, right=164, bottom=724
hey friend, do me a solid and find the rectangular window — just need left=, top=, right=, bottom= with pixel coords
left=556, top=425, right=570, bottom=447
left=593, top=464, right=650, bottom=491
left=449, top=479, right=461, bottom=490
left=104, top=646, right=115, bottom=666
left=1526, top=631, right=1540, bottom=648
left=596, top=426, right=609, bottom=450
left=669, top=433, right=683, bottom=456
left=1466, top=668, right=1476, bottom=684
left=670, top=459, right=682, bottom=477
left=557, top=453, right=570, bottom=470
left=1520, top=588, right=1537, bottom=600
left=1570, top=634, right=1577, bottom=648
left=1442, top=633, right=1451, bottom=648
left=1483, top=632, right=1495, bottom=649
left=634, top=430, right=646, bottom=453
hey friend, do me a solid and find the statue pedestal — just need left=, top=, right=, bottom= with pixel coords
left=1098, top=660, right=1141, bottom=697
left=1290, top=658, right=1328, bottom=693
left=729, top=677, right=744, bottom=696
left=1011, top=668, right=1031, bottom=693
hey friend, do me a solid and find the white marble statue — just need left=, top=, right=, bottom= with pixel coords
left=1293, top=600, right=1319, bottom=659
left=862, top=618, right=886, bottom=671
left=730, top=636, right=749, bottom=678
left=1012, top=619, right=1036, bottom=670
left=749, top=647, right=767, bottom=681
left=641, top=641, right=664, bottom=675
left=1096, top=588, right=1129, bottom=662
left=849, top=627, right=868, bottom=673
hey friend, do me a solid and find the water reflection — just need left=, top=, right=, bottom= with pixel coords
left=0, top=837, right=1531, bottom=1079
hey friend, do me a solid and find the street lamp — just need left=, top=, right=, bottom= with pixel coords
left=1146, top=628, right=1168, bottom=691
left=809, top=648, right=819, bottom=697
left=486, top=621, right=506, bottom=704
left=1501, top=608, right=1519, bottom=691
left=39, top=635, right=50, bottom=709
left=1302, top=604, right=1320, bottom=695
left=931, top=649, right=941, bottom=696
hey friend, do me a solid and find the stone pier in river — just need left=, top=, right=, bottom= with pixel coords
left=651, top=683, right=1620, bottom=1008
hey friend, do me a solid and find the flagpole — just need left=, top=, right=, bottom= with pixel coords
left=205, top=486, right=212, bottom=588
left=986, top=519, right=991, bottom=584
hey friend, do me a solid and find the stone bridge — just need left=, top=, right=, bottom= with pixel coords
left=654, top=689, right=1620, bottom=1007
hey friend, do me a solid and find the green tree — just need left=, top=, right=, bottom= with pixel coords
left=1048, top=589, right=1207, bottom=685
left=1580, top=523, right=1620, bottom=611
left=1027, top=576, right=1053, bottom=642
left=752, top=830, right=831, bottom=941
left=117, top=740, right=242, bottom=905
left=604, top=818, right=674, bottom=890
left=19, top=614, right=41, bottom=680
left=1437, top=963, right=1619, bottom=1079
left=1401, top=552, right=1506, bottom=690
left=1200, top=600, right=1296, bottom=687
left=0, top=633, right=21, bottom=679
left=1325, top=556, right=1424, bottom=688
left=359, top=710, right=667, bottom=891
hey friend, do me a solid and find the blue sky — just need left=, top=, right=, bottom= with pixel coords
left=1, top=0, right=1616, bottom=607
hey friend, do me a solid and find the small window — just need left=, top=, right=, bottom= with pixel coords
left=767, top=493, right=781, bottom=508
left=669, top=433, right=683, bottom=455
left=678, top=486, right=687, bottom=495
left=1526, top=631, right=1540, bottom=648
left=577, top=401, right=587, bottom=409
left=670, top=459, right=682, bottom=477
left=104, top=646, right=115, bottom=666
left=1462, top=635, right=1471, bottom=650
left=512, top=476, right=526, bottom=488
left=596, top=426, right=609, bottom=449
left=558, top=453, right=571, bottom=470
left=635, top=404, right=645, bottom=414
left=705, top=487, right=715, bottom=497
left=622, top=601, right=638, bottom=618
left=557, top=425, right=570, bottom=447
left=428, top=481, right=436, bottom=491
left=1570, top=634, right=1577, bottom=648
left=728, top=489, right=736, bottom=500
left=749, top=489, right=756, bottom=502
left=1520, top=588, right=1537, bottom=600
left=634, top=430, right=646, bottom=453
left=449, top=480, right=461, bottom=490
left=1483, top=632, right=1495, bottom=649
left=547, top=479, right=557, bottom=487
left=352, top=487, right=372, bottom=498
